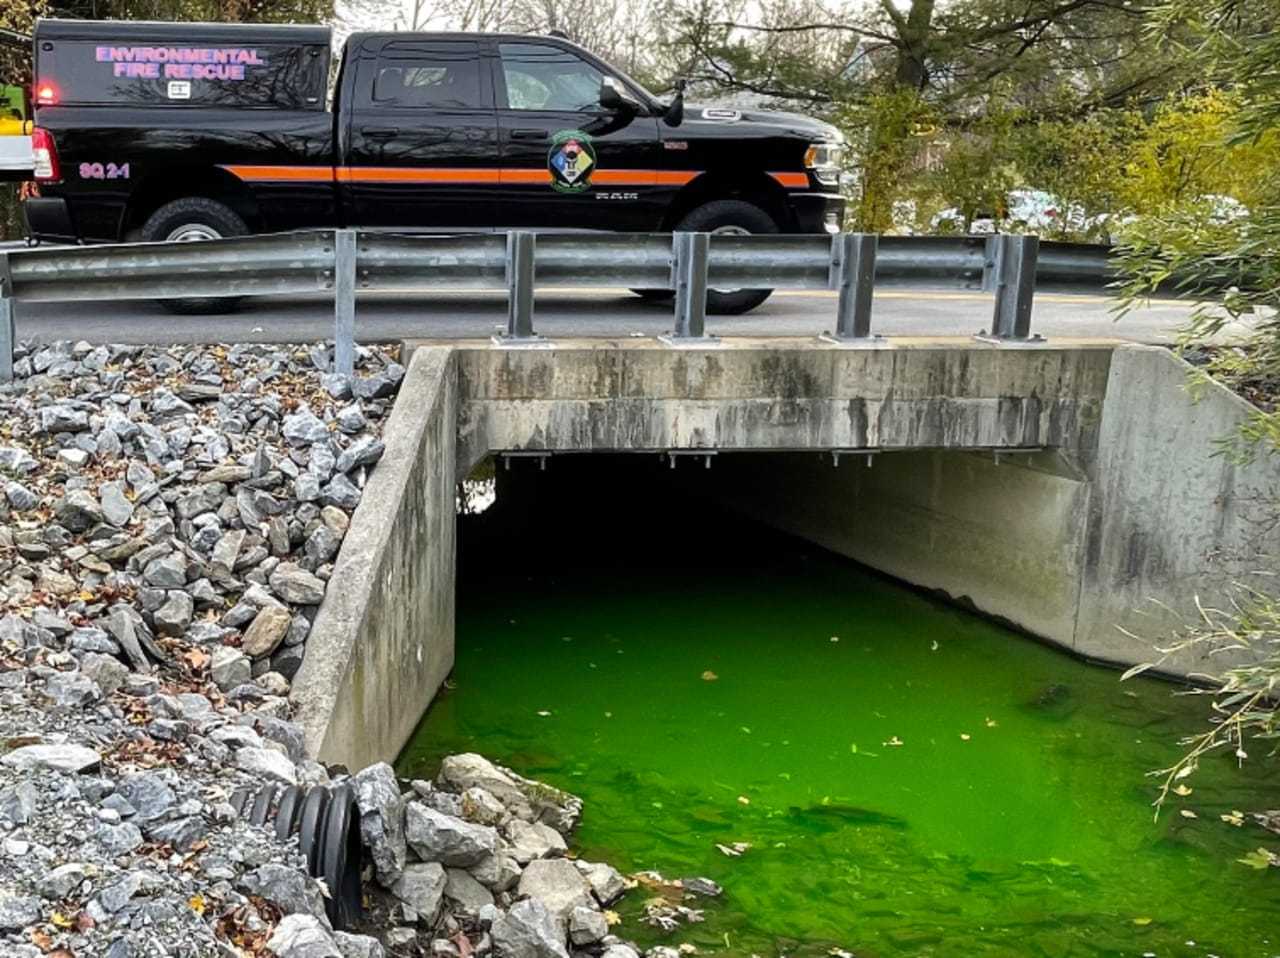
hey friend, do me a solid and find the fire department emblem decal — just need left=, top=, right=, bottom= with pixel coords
left=548, top=129, right=596, bottom=193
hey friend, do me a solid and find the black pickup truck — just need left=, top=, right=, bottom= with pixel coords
left=23, top=18, right=846, bottom=312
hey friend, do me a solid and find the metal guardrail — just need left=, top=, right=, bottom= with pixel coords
left=0, top=229, right=1107, bottom=381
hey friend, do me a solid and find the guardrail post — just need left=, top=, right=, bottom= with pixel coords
left=0, top=251, right=14, bottom=384
left=333, top=229, right=357, bottom=377
left=826, top=233, right=878, bottom=342
left=502, top=231, right=537, bottom=341
left=669, top=231, right=711, bottom=340
left=981, top=234, right=1042, bottom=343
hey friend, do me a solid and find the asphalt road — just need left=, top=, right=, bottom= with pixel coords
left=13, top=286, right=1229, bottom=345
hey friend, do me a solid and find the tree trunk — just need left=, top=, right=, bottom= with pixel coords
left=893, top=0, right=935, bottom=90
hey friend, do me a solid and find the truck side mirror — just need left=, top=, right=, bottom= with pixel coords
left=663, top=78, right=687, bottom=127
left=599, top=77, right=637, bottom=113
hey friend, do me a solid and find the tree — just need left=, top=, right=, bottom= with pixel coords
left=1114, top=0, right=1280, bottom=814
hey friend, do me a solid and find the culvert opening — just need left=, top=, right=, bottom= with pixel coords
left=394, top=451, right=1280, bottom=955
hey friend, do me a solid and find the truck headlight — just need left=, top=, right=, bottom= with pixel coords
left=804, top=142, right=844, bottom=188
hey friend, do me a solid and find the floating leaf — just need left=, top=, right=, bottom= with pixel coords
left=536, top=710, right=551, bottom=717
left=985, top=718, right=998, bottom=728
left=960, top=733, right=971, bottom=741
left=701, top=671, right=718, bottom=681
left=1179, top=809, right=1198, bottom=819
left=1237, top=848, right=1280, bottom=870
left=1172, top=784, right=1193, bottom=797
left=1133, top=916, right=1153, bottom=926
left=1221, top=810, right=1245, bottom=827
left=737, top=795, right=750, bottom=805
left=884, top=736, right=904, bottom=747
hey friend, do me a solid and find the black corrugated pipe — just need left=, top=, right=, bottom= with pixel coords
left=230, top=782, right=363, bottom=930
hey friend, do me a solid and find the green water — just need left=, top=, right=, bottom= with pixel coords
left=399, top=469, right=1280, bottom=957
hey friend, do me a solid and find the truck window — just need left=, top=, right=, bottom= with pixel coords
left=37, top=40, right=328, bottom=109
left=497, top=43, right=602, bottom=113
left=372, top=55, right=482, bottom=109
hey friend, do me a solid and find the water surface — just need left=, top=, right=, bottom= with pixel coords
left=399, top=464, right=1280, bottom=957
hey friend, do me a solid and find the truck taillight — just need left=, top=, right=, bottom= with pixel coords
left=35, top=82, right=58, bottom=106
left=31, top=128, right=61, bottom=182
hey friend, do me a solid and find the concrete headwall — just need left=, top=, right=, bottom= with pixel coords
left=455, top=340, right=1113, bottom=475
left=292, top=347, right=457, bottom=770
left=1076, top=345, right=1279, bottom=669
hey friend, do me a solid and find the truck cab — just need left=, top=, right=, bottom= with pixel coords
left=25, top=20, right=846, bottom=312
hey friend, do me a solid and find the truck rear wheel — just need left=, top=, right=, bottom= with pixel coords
left=140, top=197, right=248, bottom=315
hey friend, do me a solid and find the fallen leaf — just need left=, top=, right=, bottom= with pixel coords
left=1172, top=784, right=1192, bottom=797
left=1133, top=916, right=1153, bottom=925
left=1221, top=810, right=1245, bottom=827
left=603, top=909, right=621, bottom=925
left=884, top=736, right=904, bottom=747
left=737, top=795, right=750, bottom=805
left=960, top=733, right=971, bottom=741
left=701, top=671, right=718, bottom=681
left=985, top=717, right=998, bottom=728
left=1179, top=809, right=1198, bottom=819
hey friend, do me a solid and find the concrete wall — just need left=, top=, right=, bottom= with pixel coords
left=1075, top=345, right=1280, bottom=669
left=455, top=340, right=1113, bottom=475
left=689, top=450, right=1091, bottom=647
left=291, top=347, right=457, bottom=770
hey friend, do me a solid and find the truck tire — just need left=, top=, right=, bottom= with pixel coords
left=679, top=200, right=778, bottom=315
left=140, top=197, right=248, bottom=315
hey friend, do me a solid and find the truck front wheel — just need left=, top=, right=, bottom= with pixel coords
left=140, top=197, right=248, bottom=315
left=683, top=200, right=779, bottom=315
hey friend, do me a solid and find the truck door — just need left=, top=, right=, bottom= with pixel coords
left=342, top=38, right=497, bottom=228
left=493, top=41, right=663, bottom=231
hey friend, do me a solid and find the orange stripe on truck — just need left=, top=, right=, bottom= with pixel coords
left=222, top=165, right=707, bottom=187
left=221, top=165, right=334, bottom=182
left=768, top=171, right=810, bottom=189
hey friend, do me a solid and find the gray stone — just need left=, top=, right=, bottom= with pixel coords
left=45, top=671, right=102, bottom=708
left=55, top=490, right=104, bottom=532
left=235, top=746, right=297, bottom=785
left=321, top=474, right=361, bottom=510
left=5, top=481, right=39, bottom=511
left=507, top=819, right=567, bottom=864
left=568, top=906, right=607, bottom=946
left=40, top=404, right=89, bottom=433
left=239, top=863, right=327, bottom=919
left=573, top=861, right=626, bottom=906
left=97, top=872, right=142, bottom=913
left=37, top=863, right=91, bottom=900
left=0, top=445, right=38, bottom=475
left=147, top=815, right=208, bottom=850
left=460, top=786, right=506, bottom=826
left=444, top=868, right=494, bottom=915
left=516, top=859, right=593, bottom=924
left=252, top=716, right=307, bottom=763
left=80, top=652, right=129, bottom=696
left=211, top=646, right=252, bottom=691
left=335, top=437, right=385, bottom=474
left=600, top=948, right=641, bottom=958
left=304, top=525, right=342, bottom=564
left=390, top=862, right=446, bottom=924
left=265, top=914, right=341, bottom=958
left=0, top=893, right=40, bottom=930
left=354, top=762, right=406, bottom=887
left=2, top=743, right=100, bottom=773
left=490, top=899, right=569, bottom=958
left=269, top=563, right=326, bottom=605
left=118, top=772, right=176, bottom=823
left=271, top=644, right=306, bottom=682
left=242, top=605, right=293, bottom=658
left=96, top=822, right=143, bottom=856
left=405, top=804, right=498, bottom=868
left=333, top=932, right=385, bottom=958
left=154, top=591, right=194, bottom=636
left=283, top=409, right=331, bottom=447
left=142, top=553, right=187, bottom=588
left=0, top=782, right=38, bottom=825
left=335, top=406, right=366, bottom=434
left=99, top=481, right=134, bottom=527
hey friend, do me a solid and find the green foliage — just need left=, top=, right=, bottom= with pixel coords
left=835, top=87, right=934, bottom=232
